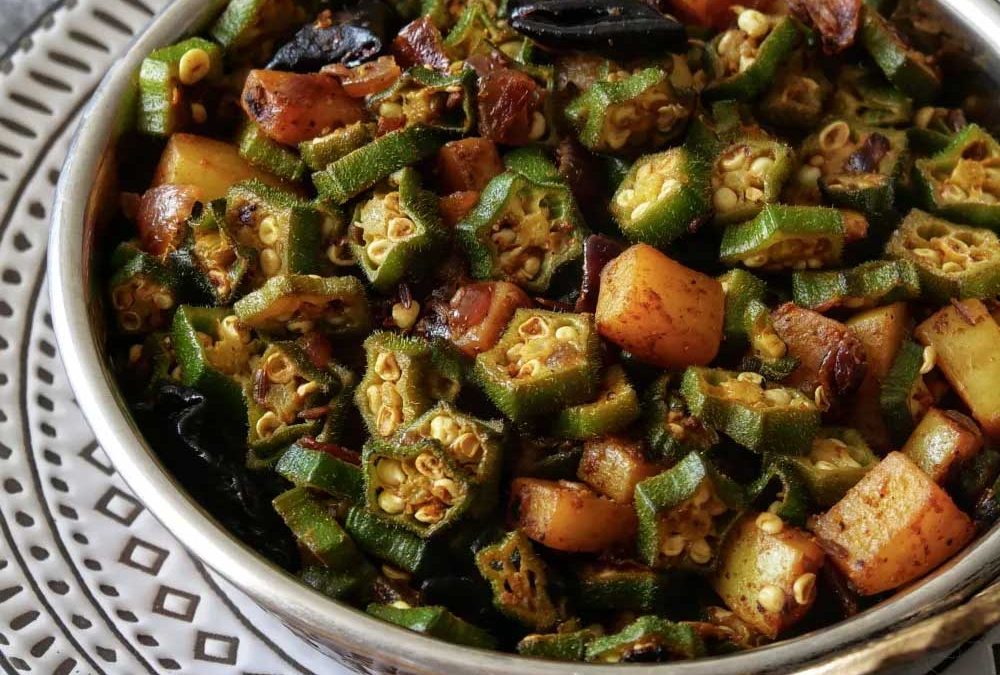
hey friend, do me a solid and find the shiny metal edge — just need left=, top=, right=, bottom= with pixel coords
left=47, top=1, right=1000, bottom=673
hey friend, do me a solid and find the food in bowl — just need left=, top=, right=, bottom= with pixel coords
left=102, top=0, right=1000, bottom=662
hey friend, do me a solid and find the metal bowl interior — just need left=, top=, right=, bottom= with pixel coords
left=48, top=1, right=1000, bottom=673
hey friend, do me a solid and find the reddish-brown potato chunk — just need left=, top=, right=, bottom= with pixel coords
left=811, top=452, right=974, bottom=595
left=476, top=67, right=545, bottom=146
left=392, top=17, right=450, bottom=71
left=596, top=243, right=724, bottom=369
left=136, top=184, right=201, bottom=258
left=439, top=191, right=481, bottom=229
left=509, top=478, right=637, bottom=552
left=448, top=281, right=532, bottom=357
left=437, top=138, right=504, bottom=193
left=241, top=70, right=367, bottom=146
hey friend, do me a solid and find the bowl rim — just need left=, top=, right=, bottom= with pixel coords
left=48, top=1, right=1000, bottom=673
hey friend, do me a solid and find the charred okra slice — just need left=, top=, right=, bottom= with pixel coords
left=585, top=615, right=705, bottom=663
left=172, top=306, right=258, bottom=417
left=276, top=444, right=364, bottom=502
left=210, top=0, right=310, bottom=62
left=719, top=204, right=845, bottom=272
left=473, top=309, right=600, bottom=422
left=300, top=564, right=375, bottom=603
left=914, top=125, right=1000, bottom=229
left=908, top=107, right=967, bottom=155
left=344, top=506, right=445, bottom=577
left=224, top=180, right=324, bottom=282
left=757, top=51, right=831, bottom=131
left=740, top=299, right=797, bottom=382
left=138, top=37, right=222, bottom=137
left=680, top=367, right=819, bottom=455
left=645, top=374, right=719, bottom=464
left=366, top=603, right=497, bottom=649
left=786, top=428, right=877, bottom=507
left=363, top=439, right=478, bottom=537
left=886, top=210, right=1000, bottom=302
left=237, top=120, right=307, bottom=183
left=350, top=168, right=447, bottom=293
left=475, top=530, right=560, bottom=631
left=109, top=246, right=177, bottom=334
left=313, top=125, right=447, bottom=205
left=272, top=487, right=365, bottom=569
left=299, top=122, right=375, bottom=172
left=551, top=366, right=640, bottom=440
left=829, top=65, right=913, bottom=128
left=572, top=560, right=672, bottom=613
left=880, top=340, right=934, bottom=445
left=859, top=5, right=941, bottom=103
left=750, top=456, right=811, bottom=526
left=369, top=66, right=476, bottom=135
left=457, top=169, right=585, bottom=293
left=709, top=138, right=794, bottom=226
left=398, top=401, right=503, bottom=484
left=234, top=274, right=371, bottom=337
left=791, top=259, right=921, bottom=312
left=444, top=0, right=527, bottom=61
left=719, top=269, right=766, bottom=352
left=611, top=147, right=710, bottom=248
left=704, top=11, right=800, bottom=102
left=247, top=342, right=354, bottom=465
left=518, top=626, right=602, bottom=661
left=634, top=452, right=744, bottom=571
left=170, top=200, right=250, bottom=305
left=565, top=67, right=691, bottom=155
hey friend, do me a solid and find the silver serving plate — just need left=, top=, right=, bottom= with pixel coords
left=48, top=1, right=1000, bottom=673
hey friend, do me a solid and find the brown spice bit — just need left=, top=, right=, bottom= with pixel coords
left=844, top=133, right=890, bottom=174
left=788, top=0, right=861, bottom=53
left=252, top=368, right=270, bottom=405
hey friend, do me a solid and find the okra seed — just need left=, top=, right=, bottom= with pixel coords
left=660, top=535, right=686, bottom=557
left=793, top=573, right=817, bottom=606
left=798, top=165, right=822, bottom=185
left=920, top=346, right=937, bottom=375
left=713, top=187, right=739, bottom=212
left=555, top=325, right=579, bottom=342
left=366, top=385, right=381, bottom=413
left=750, top=156, right=774, bottom=176
left=915, top=106, right=936, bottom=129
left=414, top=504, right=444, bottom=523
left=689, top=538, right=712, bottom=564
left=178, top=48, right=211, bottom=86
left=327, top=243, right=353, bottom=266
left=521, top=256, right=542, bottom=278
left=528, top=111, right=547, bottom=141
left=745, top=187, right=764, bottom=203
left=432, top=478, right=461, bottom=504
left=430, top=415, right=460, bottom=445
left=415, top=452, right=444, bottom=478
left=757, top=585, right=786, bottom=614
left=376, top=459, right=406, bottom=487
left=720, top=150, right=748, bottom=172
left=287, top=318, right=314, bottom=333
left=392, top=301, right=421, bottom=330
left=942, top=183, right=968, bottom=202
left=453, top=432, right=482, bottom=461
left=738, top=9, right=770, bottom=38
left=631, top=202, right=652, bottom=222
left=378, top=101, right=403, bottom=118
left=260, top=248, right=281, bottom=276
left=659, top=179, right=682, bottom=200
left=819, top=121, right=851, bottom=152
left=152, top=292, right=174, bottom=310
left=381, top=382, right=403, bottom=409
left=606, top=128, right=630, bottom=150
left=756, top=512, right=784, bottom=535
left=763, top=388, right=791, bottom=407
left=718, top=30, right=741, bottom=57
left=376, top=405, right=402, bottom=437
left=382, top=565, right=411, bottom=582
left=492, top=228, right=516, bottom=247
left=615, top=189, right=635, bottom=208
left=265, top=353, right=296, bottom=384
left=366, top=239, right=392, bottom=266
left=941, top=261, right=963, bottom=273
left=390, top=599, right=412, bottom=609
left=518, top=359, right=542, bottom=378
left=736, top=371, right=764, bottom=385
left=378, top=489, right=406, bottom=514
left=296, top=381, right=321, bottom=399
left=738, top=55, right=757, bottom=73
left=668, top=422, right=686, bottom=438
left=518, top=316, right=550, bottom=339
left=814, top=385, right=829, bottom=411
left=387, top=217, right=416, bottom=242
left=506, top=343, right=524, bottom=362
left=744, top=253, right=768, bottom=268
left=255, top=411, right=281, bottom=438
left=814, top=460, right=837, bottom=470
left=191, top=103, right=208, bottom=125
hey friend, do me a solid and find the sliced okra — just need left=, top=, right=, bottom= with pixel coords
left=444, top=0, right=528, bottom=62
left=880, top=340, right=934, bottom=445
left=565, top=66, right=691, bottom=155
left=585, top=615, right=705, bottom=663
left=475, top=530, right=560, bottom=631
left=272, top=487, right=364, bottom=569
left=719, top=269, right=767, bottom=353
left=680, top=367, right=820, bottom=455
left=344, top=505, right=445, bottom=577
left=366, top=603, right=497, bottom=649
left=457, top=170, right=585, bottom=293
left=829, top=65, right=913, bottom=128
left=645, top=374, right=718, bottom=465
left=138, top=37, right=223, bottom=137
left=517, top=625, right=602, bottom=662
left=886, top=209, right=1000, bottom=303
left=757, top=51, right=831, bottom=131
left=551, top=365, right=640, bottom=440
left=109, top=246, right=178, bottom=334
left=300, top=564, right=376, bottom=603
left=363, top=438, right=480, bottom=537
left=169, top=199, right=250, bottom=305
left=398, top=401, right=503, bottom=485
left=908, top=107, right=967, bottom=156
left=634, top=452, right=745, bottom=572
left=572, top=560, right=672, bottom=613
left=859, top=5, right=941, bottom=104
left=750, top=456, right=811, bottom=527
left=787, top=428, right=877, bottom=507
left=313, top=125, right=447, bottom=205
left=210, top=0, right=310, bottom=62
left=914, top=124, right=1000, bottom=229
left=709, top=138, right=794, bottom=226
left=299, top=121, right=376, bottom=172
left=237, top=119, right=307, bottom=183
left=792, top=259, right=921, bottom=312
left=473, top=309, right=601, bottom=422
left=233, top=274, right=371, bottom=337
left=704, top=11, right=800, bottom=102
left=350, top=168, right=447, bottom=293
left=610, top=146, right=710, bottom=249
left=719, top=204, right=845, bottom=272
left=740, top=299, right=798, bottom=382
left=369, top=66, right=476, bottom=135
left=276, top=444, right=364, bottom=503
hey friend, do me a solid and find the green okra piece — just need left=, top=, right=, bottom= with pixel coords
left=276, top=444, right=364, bottom=502
left=510, top=438, right=583, bottom=481
left=210, top=0, right=310, bottom=62
left=859, top=5, right=941, bottom=104
left=551, top=365, right=640, bottom=440
left=272, top=487, right=364, bottom=569
left=503, top=146, right=562, bottom=187
left=299, top=122, right=376, bottom=172
left=880, top=340, right=933, bottom=445
left=109, top=245, right=179, bottom=335
left=137, top=37, right=223, bottom=137
left=757, top=51, right=831, bottom=131
left=169, top=199, right=251, bottom=306
left=786, top=428, right=878, bottom=508
left=472, top=309, right=601, bottom=422
left=719, top=269, right=767, bottom=352
left=234, top=274, right=371, bottom=337
left=914, top=124, right=1000, bottom=229
left=565, top=67, right=691, bottom=155
left=739, top=299, right=798, bottom=382
left=610, top=146, right=711, bottom=249
left=708, top=137, right=795, bottom=226
left=457, top=169, right=585, bottom=293
left=475, top=530, right=560, bottom=631
left=704, top=14, right=801, bottom=102
left=719, top=204, right=846, bottom=272
left=369, top=66, right=476, bottom=135
left=345, top=506, right=445, bottom=576
left=644, top=374, right=719, bottom=465
left=571, top=560, right=673, bottom=613
left=791, top=259, right=921, bottom=312
left=366, top=603, right=498, bottom=649
left=829, top=65, right=913, bottom=128
left=517, top=626, right=602, bottom=662
left=444, top=0, right=528, bottom=62
left=350, top=168, right=448, bottom=293
left=313, top=125, right=448, bottom=205
left=749, top=455, right=811, bottom=526
left=237, top=119, right=307, bottom=183
left=953, top=446, right=1000, bottom=512
left=397, top=401, right=504, bottom=484
left=907, top=107, right=967, bottom=156
left=634, top=452, right=745, bottom=571
left=300, top=564, right=376, bottom=603
left=680, top=367, right=820, bottom=455
left=585, top=615, right=705, bottom=662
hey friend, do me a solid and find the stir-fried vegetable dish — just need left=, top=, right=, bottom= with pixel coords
left=106, top=0, right=1000, bottom=661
